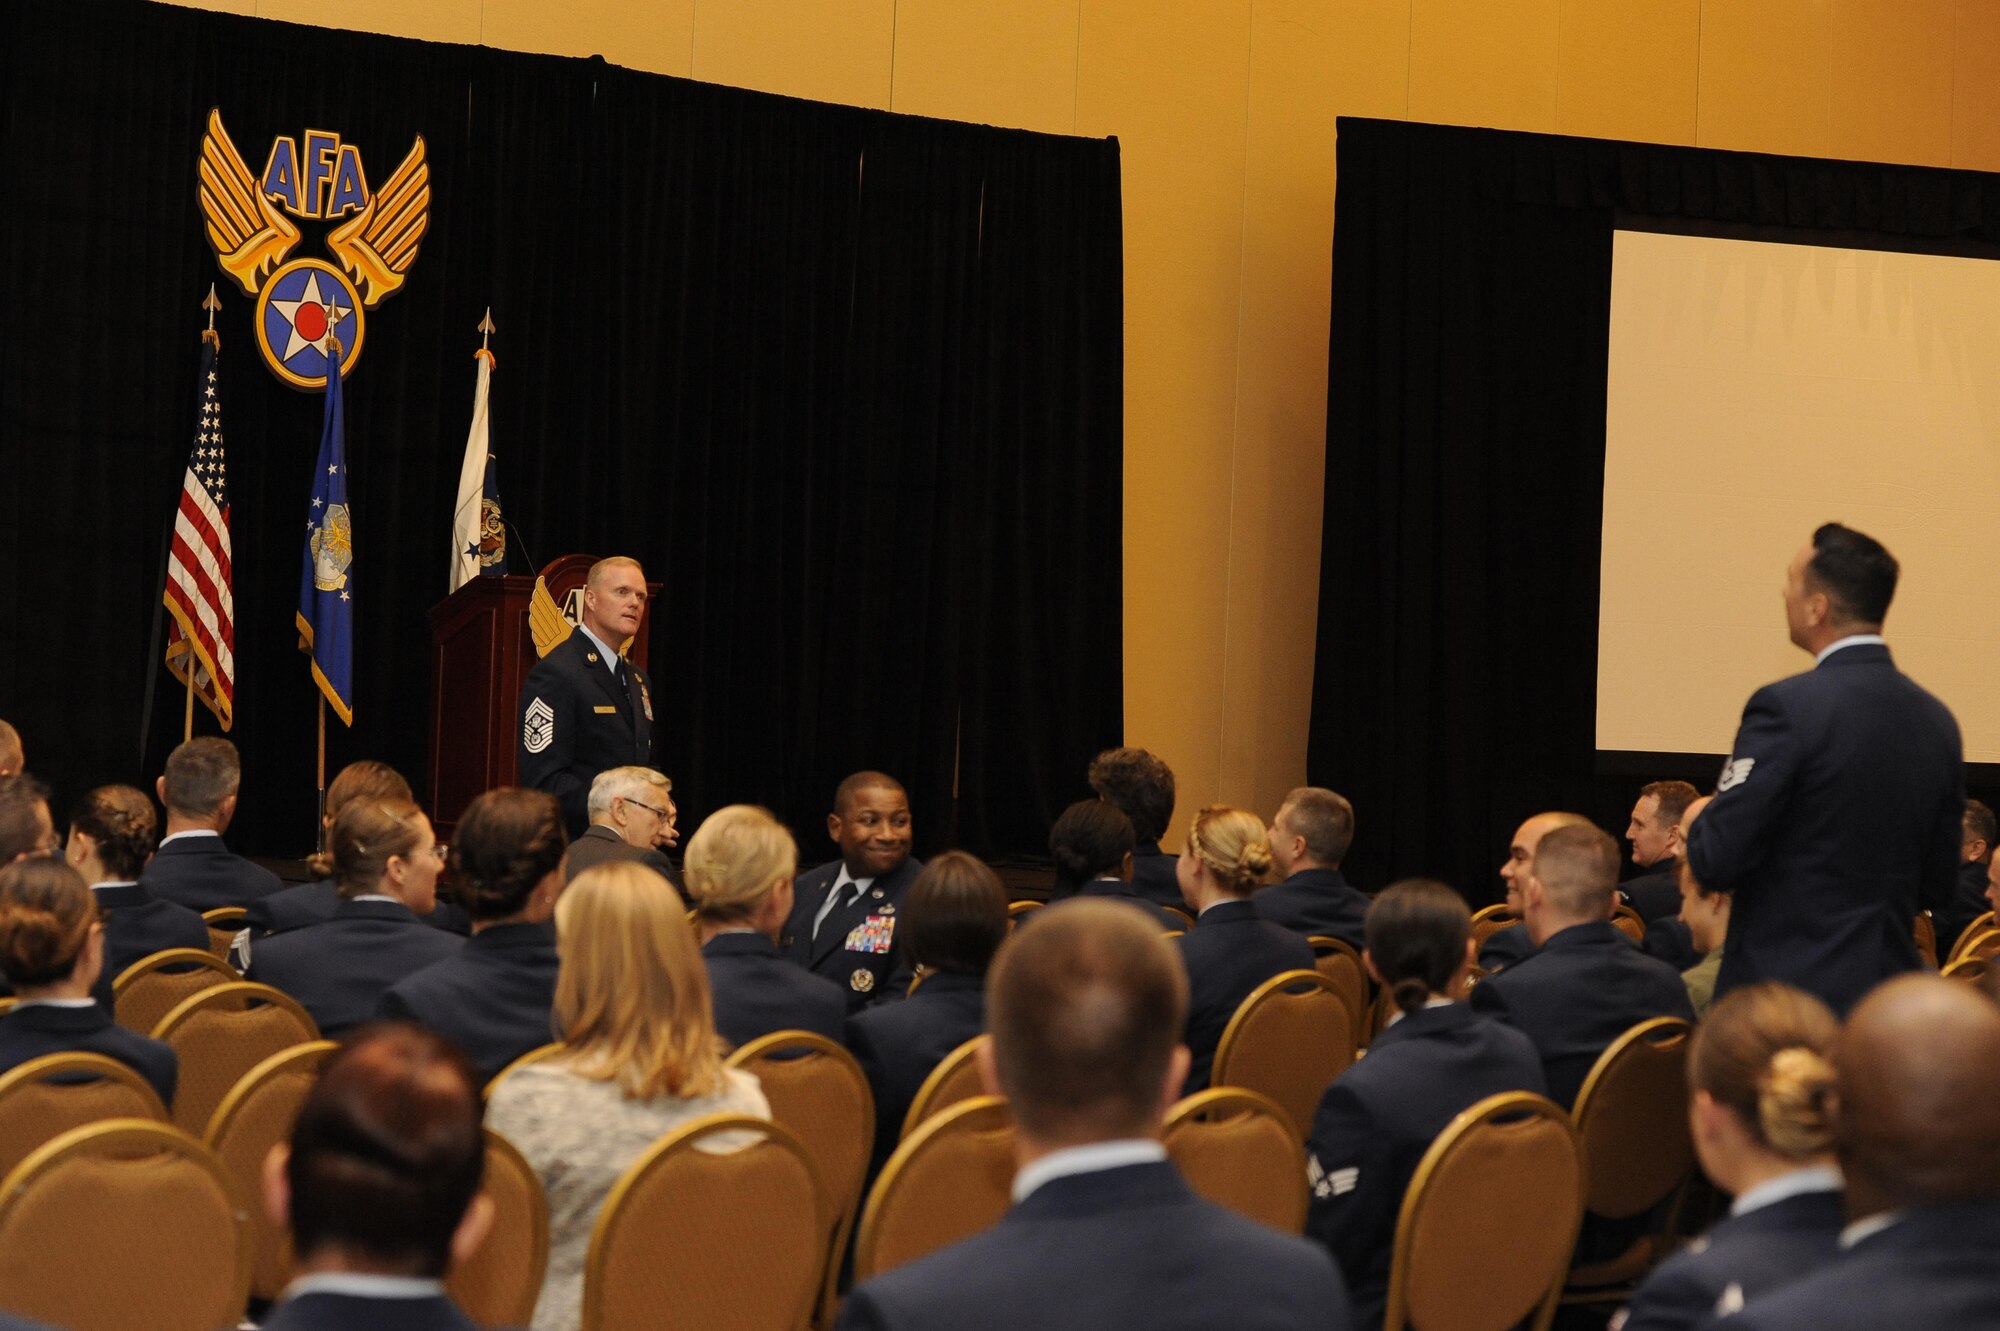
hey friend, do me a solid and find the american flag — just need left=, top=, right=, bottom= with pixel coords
left=164, top=329, right=235, bottom=730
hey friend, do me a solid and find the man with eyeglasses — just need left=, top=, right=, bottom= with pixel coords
left=562, top=766, right=683, bottom=901
left=518, top=556, right=658, bottom=837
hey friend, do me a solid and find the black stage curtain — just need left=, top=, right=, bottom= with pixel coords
left=0, top=0, right=1123, bottom=863
left=1313, top=117, right=2000, bottom=900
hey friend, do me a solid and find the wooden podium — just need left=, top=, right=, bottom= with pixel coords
left=427, top=555, right=660, bottom=836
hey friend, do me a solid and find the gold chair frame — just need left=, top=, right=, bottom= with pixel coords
left=1211, top=968, right=1354, bottom=1138
left=202, top=1040, right=338, bottom=1300
left=199, top=908, right=249, bottom=965
left=111, top=947, right=239, bottom=1035
left=484, top=1042, right=565, bottom=1101
left=1308, top=935, right=1371, bottom=1047
left=448, top=1126, right=551, bottom=1329
left=1162, top=1086, right=1307, bottom=1233
left=1946, top=911, right=1997, bottom=965
left=899, top=1034, right=989, bottom=1139
left=1564, top=1017, right=1694, bottom=1297
left=854, top=1094, right=1014, bottom=1282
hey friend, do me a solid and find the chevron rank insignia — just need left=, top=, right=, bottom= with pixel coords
left=523, top=697, right=555, bottom=753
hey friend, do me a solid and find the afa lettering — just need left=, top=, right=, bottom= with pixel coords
left=258, top=131, right=370, bottom=220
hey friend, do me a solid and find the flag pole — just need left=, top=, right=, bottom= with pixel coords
left=183, top=670, right=196, bottom=742
left=316, top=694, right=327, bottom=851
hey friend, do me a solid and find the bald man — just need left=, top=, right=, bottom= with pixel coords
left=837, top=899, right=1350, bottom=1331
left=1470, top=823, right=1693, bottom=1109
left=1478, top=811, right=1589, bottom=974
left=517, top=556, right=657, bottom=836
left=1709, top=975, right=2000, bottom=1330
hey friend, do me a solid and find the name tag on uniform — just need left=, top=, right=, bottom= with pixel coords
left=593, top=705, right=618, bottom=714
left=845, top=914, right=896, bottom=955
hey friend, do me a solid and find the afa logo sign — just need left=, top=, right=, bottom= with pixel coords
left=197, top=109, right=430, bottom=390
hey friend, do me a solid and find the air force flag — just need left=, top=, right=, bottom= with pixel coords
left=297, top=345, right=355, bottom=725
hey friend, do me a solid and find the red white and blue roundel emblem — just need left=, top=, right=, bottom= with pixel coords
left=255, top=259, right=364, bottom=390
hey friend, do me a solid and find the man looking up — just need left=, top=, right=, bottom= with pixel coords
left=518, top=556, right=657, bottom=837
left=1621, top=780, right=1699, bottom=925
left=256, top=1024, right=493, bottom=1331
left=1256, top=787, right=1370, bottom=949
left=784, top=772, right=922, bottom=1011
left=1477, top=810, right=1588, bottom=974
left=1686, top=524, right=1962, bottom=1015
left=1718, top=975, right=2000, bottom=1330
left=141, top=736, right=282, bottom=911
left=1470, top=822, right=1693, bottom=1109
left=837, top=899, right=1350, bottom=1331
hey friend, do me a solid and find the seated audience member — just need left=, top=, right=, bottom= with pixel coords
left=1470, top=823, right=1694, bottom=1109
left=140, top=736, right=282, bottom=911
left=783, top=771, right=923, bottom=1012
left=1610, top=983, right=1843, bottom=1331
left=243, top=760, right=470, bottom=943
left=376, top=789, right=566, bottom=1085
left=1715, top=974, right=2000, bottom=1331
left=487, top=861, right=770, bottom=1331
left=1479, top=811, right=1589, bottom=973
left=848, top=851, right=1007, bottom=1176
left=687, top=804, right=845, bottom=1047
left=562, top=765, right=683, bottom=900
left=1621, top=780, right=1699, bottom=925
left=1047, top=799, right=1181, bottom=928
left=256, top=1024, right=493, bottom=1331
left=1306, top=880, right=1545, bottom=1327
left=247, top=797, right=463, bottom=1038
left=1937, top=798, right=1997, bottom=957
left=1088, top=746, right=1181, bottom=908
left=1672, top=797, right=1729, bottom=1018
left=0, top=859, right=176, bottom=1106
left=1256, top=786, right=1369, bottom=947
left=0, top=774, right=58, bottom=862
left=1175, top=805, right=1314, bottom=1095
left=65, top=784, right=206, bottom=1008
left=836, top=899, right=1349, bottom=1331
left=0, top=720, right=21, bottom=777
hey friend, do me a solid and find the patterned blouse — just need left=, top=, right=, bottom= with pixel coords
left=486, top=1059, right=771, bottom=1331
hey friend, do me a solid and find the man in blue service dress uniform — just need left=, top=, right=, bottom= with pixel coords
left=1685, top=524, right=1963, bottom=1017
left=1702, top=975, right=2000, bottom=1331
left=1256, top=786, right=1370, bottom=947
left=784, top=772, right=921, bottom=1011
left=518, top=557, right=656, bottom=838
left=837, top=899, right=1351, bottom=1331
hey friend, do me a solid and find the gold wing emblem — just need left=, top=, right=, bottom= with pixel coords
left=327, top=135, right=429, bottom=306
left=198, top=108, right=300, bottom=296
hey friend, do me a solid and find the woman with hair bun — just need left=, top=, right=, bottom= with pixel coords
left=1613, top=982, right=1844, bottom=1331
left=1303, top=880, right=1545, bottom=1329
left=246, top=796, right=463, bottom=1037
left=0, top=858, right=178, bottom=1106
left=685, top=805, right=847, bottom=1048
left=65, top=783, right=206, bottom=1008
left=1047, top=799, right=1181, bottom=928
left=1174, top=804, right=1314, bottom=1094
left=376, top=787, right=568, bottom=1085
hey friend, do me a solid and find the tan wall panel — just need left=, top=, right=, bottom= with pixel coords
left=1557, top=0, right=1699, bottom=144
left=1217, top=0, right=1350, bottom=820
left=1409, top=0, right=1560, bottom=132
left=1696, top=0, right=1831, bottom=156
left=1324, top=0, right=1412, bottom=121
left=1827, top=0, right=1954, bottom=167
left=256, top=0, right=481, bottom=44
left=482, top=0, right=695, bottom=76
left=889, top=0, right=1079, bottom=135
left=1075, top=0, right=1252, bottom=827
left=1953, top=0, right=2000, bottom=171
left=155, top=0, right=256, bottom=16
left=692, top=0, right=895, bottom=109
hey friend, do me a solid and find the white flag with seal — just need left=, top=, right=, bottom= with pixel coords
left=450, top=344, right=501, bottom=592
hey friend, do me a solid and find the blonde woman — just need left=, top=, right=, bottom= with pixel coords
left=1175, top=804, right=1313, bottom=1094
left=1612, top=982, right=1844, bottom=1331
left=486, top=861, right=770, bottom=1331
left=685, top=804, right=846, bottom=1047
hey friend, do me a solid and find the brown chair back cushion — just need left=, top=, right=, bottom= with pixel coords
left=205, top=1042, right=337, bottom=1300
left=0, top=1120, right=250, bottom=1331
left=1308, top=937, right=1370, bottom=1048
left=1211, top=971, right=1353, bottom=1138
left=448, top=1128, right=549, bottom=1328
left=583, top=1114, right=819, bottom=1331
left=1389, top=1093, right=1582, bottom=1331
left=1162, top=1089, right=1307, bottom=1233
left=155, top=983, right=320, bottom=1136
left=112, top=949, right=237, bottom=1037
left=0, top=1054, right=169, bottom=1181
left=857, top=1095, right=1015, bottom=1280
left=1573, top=1019, right=1693, bottom=1219
left=900, top=1034, right=988, bottom=1138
